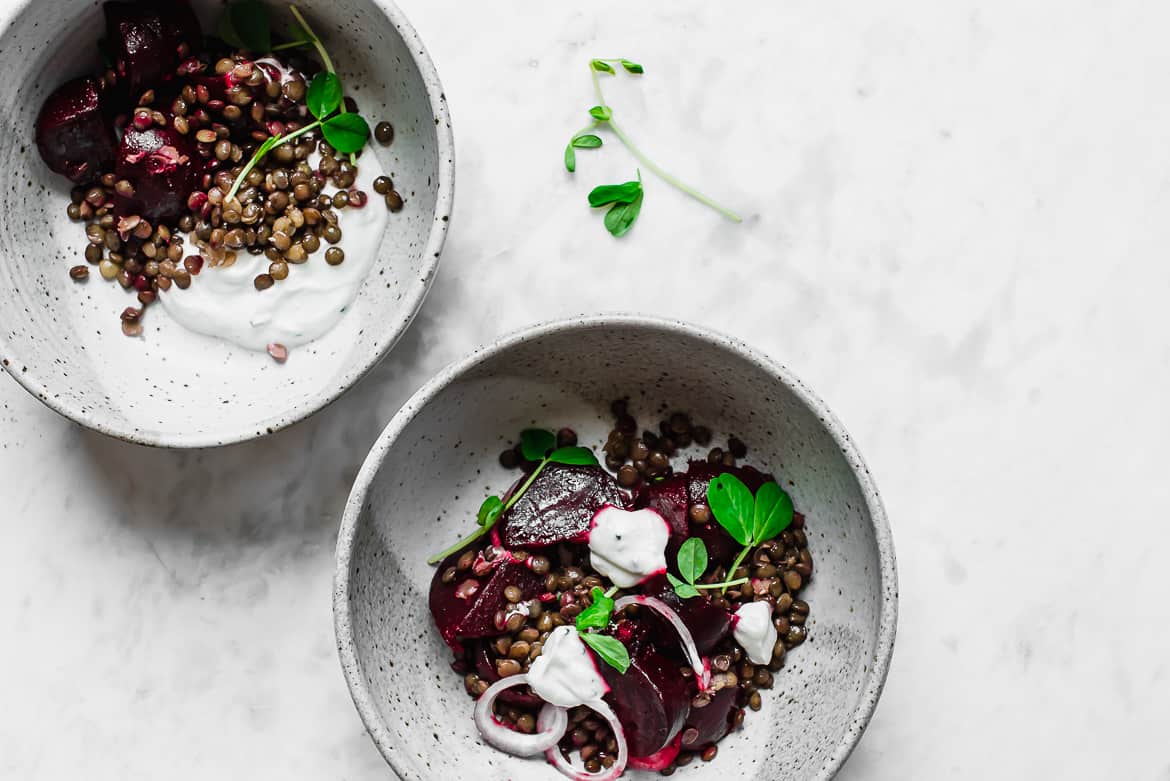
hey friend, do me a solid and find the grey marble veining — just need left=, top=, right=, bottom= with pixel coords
left=2, top=0, right=1169, bottom=778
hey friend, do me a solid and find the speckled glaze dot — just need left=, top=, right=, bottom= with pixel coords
left=334, top=316, right=899, bottom=781
left=0, top=0, right=454, bottom=448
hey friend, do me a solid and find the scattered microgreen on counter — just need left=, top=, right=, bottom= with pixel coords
left=427, top=429, right=600, bottom=564
left=564, top=57, right=742, bottom=237
left=707, top=475, right=794, bottom=593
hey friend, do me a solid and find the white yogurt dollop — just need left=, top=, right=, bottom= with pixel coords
left=733, top=601, right=778, bottom=665
left=159, top=151, right=390, bottom=351
left=527, top=626, right=609, bottom=707
left=587, top=505, right=669, bottom=588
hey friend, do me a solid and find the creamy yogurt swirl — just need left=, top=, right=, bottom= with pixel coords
left=527, top=626, right=610, bottom=707
left=733, top=600, right=778, bottom=665
left=158, top=150, right=389, bottom=351
left=587, top=506, right=670, bottom=588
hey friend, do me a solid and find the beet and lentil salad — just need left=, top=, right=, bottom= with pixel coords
left=428, top=401, right=814, bottom=778
left=35, top=0, right=404, bottom=358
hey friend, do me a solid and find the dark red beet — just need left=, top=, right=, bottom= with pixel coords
left=600, top=641, right=692, bottom=758
left=429, top=558, right=544, bottom=653
left=685, top=459, right=773, bottom=508
left=34, top=77, right=117, bottom=184
left=104, top=0, right=202, bottom=96
left=635, top=474, right=688, bottom=537
left=628, top=732, right=682, bottom=771
left=114, top=123, right=203, bottom=222
left=680, top=686, right=738, bottom=749
left=640, top=576, right=732, bottom=655
left=500, top=463, right=628, bottom=548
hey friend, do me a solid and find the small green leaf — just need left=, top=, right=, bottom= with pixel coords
left=307, top=72, right=342, bottom=119
left=604, top=190, right=642, bottom=238
left=668, top=573, right=701, bottom=599
left=321, top=112, right=370, bottom=153
left=707, top=473, right=754, bottom=545
left=575, top=587, right=615, bottom=631
left=588, top=105, right=612, bottom=122
left=580, top=632, right=630, bottom=674
left=564, top=144, right=576, bottom=173
left=571, top=134, right=603, bottom=149
left=620, top=59, right=644, bottom=74
left=519, top=429, right=557, bottom=461
left=229, top=0, right=271, bottom=53
left=752, top=481, right=794, bottom=543
left=587, top=181, right=641, bottom=208
left=548, top=446, right=599, bottom=466
left=477, top=495, right=503, bottom=528
left=677, top=537, right=708, bottom=585
left=590, top=59, right=615, bottom=74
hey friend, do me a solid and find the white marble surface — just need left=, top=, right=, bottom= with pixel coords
left=2, top=0, right=1168, bottom=778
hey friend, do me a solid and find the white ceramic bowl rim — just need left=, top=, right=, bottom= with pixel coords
left=333, top=314, right=899, bottom=780
left=0, top=0, right=455, bottom=449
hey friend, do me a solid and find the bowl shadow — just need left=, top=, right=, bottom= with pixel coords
left=77, top=302, right=441, bottom=556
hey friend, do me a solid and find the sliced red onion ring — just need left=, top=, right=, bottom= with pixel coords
left=543, top=698, right=628, bottom=781
left=474, top=674, right=568, bottom=756
left=614, top=595, right=711, bottom=690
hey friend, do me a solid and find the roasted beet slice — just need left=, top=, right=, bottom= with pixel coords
left=500, top=463, right=628, bottom=548
left=635, top=474, right=688, bottom=537
left=114, top=123, right=202, bottom=222
left=34, top=77, right=117, bottom=184
left=104, top=0, right=202, bottom=96
left=428, top=558, right=544, bottom=653
left=680, top=686, right=738, bottom=749
left=685, top=459, right=773, bottom=508
left=640, top=576, right=732, bottom=655
left=600, top=641, right=692, bottom=758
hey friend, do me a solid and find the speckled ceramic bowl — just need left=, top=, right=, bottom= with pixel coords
left=335, top=316, right=897, bottom=781
left=0, top=0, right=453, bottom=447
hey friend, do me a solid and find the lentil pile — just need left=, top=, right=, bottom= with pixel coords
left=436, top=400, right=815, bottom=776
left=35, top=1, right=405, bottom=339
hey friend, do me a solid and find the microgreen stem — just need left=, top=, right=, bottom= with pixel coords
left=288, top=5, right=356, bottom=164
left=426, top=458, right=552, bottom=565
left=589, top=62, right=742, bottom=223
left=604, top=585, right=619, bottom=598
left=722, top=545, right=753, bottom=594
left=271, top=39, right=311, bottom=51
left=288, top=5, right=335, bottom=73
left=225, top=118, right=321, bottom=200
left=572, top=122, right=599, bottom=141
left=696, top=577, right=749, bottom=591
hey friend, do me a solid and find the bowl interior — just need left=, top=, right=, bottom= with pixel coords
left=339, top=320, right=895, bottom=781
left=0, top=0, right=449, bottom=446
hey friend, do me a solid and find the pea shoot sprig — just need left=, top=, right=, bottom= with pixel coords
left=574, top=585, right=630, bottom=673
left=666, top=537, right=750, bottom=599
left=426, top=429, right=600, bottom=565
left=565, top=58, right=743, bottom=237
left=220, top=2, right=371, bottom=201
left=705, top=475, right=794, bottom=594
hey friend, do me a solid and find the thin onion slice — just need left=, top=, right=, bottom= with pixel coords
left=614, top=595, right=710, bottom=690
left=474, top=674, right=568, bottom=756
left=543, top=698, right=628, bottom=781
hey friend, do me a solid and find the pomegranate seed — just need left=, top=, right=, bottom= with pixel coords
left=348, top=189, right=368, bottom=208
left=132, top=274, right=150, bottom=291
left=187, top=191, right=207, bottom=211
left=132, top=110, right=153, bottom=130
left=266, top=343, right=288, bottom=363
